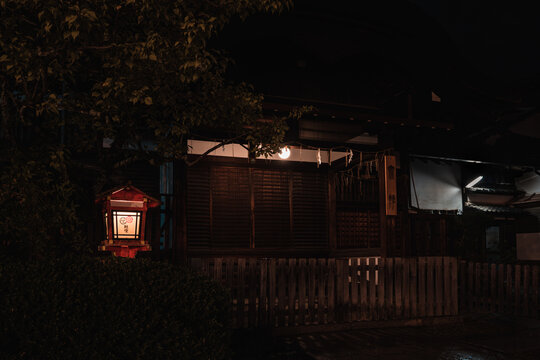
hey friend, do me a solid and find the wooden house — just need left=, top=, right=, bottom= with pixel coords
left=93, top=1, right=540, bottom=263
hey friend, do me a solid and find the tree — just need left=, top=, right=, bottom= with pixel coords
left=0, top=0, right=293, bottom=258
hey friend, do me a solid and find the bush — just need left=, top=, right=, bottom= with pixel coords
left=0, top=256, right=231, bottom=360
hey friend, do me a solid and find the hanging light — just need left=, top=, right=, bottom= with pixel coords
left=278, top=146, right=291, bottom=159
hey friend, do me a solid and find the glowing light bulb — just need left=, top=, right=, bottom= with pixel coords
left=278, top=146, right=291, bottom=159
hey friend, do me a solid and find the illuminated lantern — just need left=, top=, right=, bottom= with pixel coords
left=96, top=185, right=160, bottom=258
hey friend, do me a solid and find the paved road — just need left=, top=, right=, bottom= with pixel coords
left=233, top=315, right=540, bottom=359
left=291, top=316, right=540, bottom=360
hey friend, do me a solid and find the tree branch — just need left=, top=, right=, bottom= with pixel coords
left=185, top=133, right=247, bottom=167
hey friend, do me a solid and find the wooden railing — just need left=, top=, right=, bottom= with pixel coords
left=191, top=256, right=459, bottom=328
left=459, top=261, right=540, bottom=318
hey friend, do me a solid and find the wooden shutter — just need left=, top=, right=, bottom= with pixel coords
left=291, top=171, right=328, bottom=248
left=211, top=166, right=251, bottom=248
left=253, top=169, right=290, bottom=248
left=186, top=165, right=211, bottom=248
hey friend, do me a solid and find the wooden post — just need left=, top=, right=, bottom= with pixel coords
left=172, top=160, right=187, bottom=264
left=378, top=156, right=388, bottom=257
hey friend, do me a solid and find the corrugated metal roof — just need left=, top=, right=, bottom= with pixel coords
left=465, top=202, right=523, bottom=214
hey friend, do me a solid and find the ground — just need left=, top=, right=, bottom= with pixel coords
left=232, top=315, right=540, bottom=359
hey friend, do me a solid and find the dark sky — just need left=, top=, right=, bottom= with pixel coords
left=410, top=1, right=540, bottom=83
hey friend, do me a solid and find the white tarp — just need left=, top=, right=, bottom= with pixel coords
left=409, top=158, right=463, bottom=212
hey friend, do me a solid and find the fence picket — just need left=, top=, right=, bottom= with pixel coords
left=327, top=259, right=336, bottom=323
left=490, top=264, right=496, bottom=313
left=385, top=258, right=394, bottom=319
left=298, top=258, right=306, bottom=325
left=426, top=257, right=434, bottom=317
left=344, top=260, right=351, bottom=322
left=498, top=264, right=504, bottom=314
left=443, top=257, right=451, bottom=316
left=451, top=258, right=458, bottom=315
left=214, top=257, right=223, bottom=283
left=515, top=265, right=521, bottom=316
left=360, top=257, right=368, bottom=320
left=379, top=258, right=386, bottom=320
left=288, top=258, right=297, bottom=327
left=278, top=258, right=286, bottom=327
left=268, top=259, right=277, bottom=327
left=308, top=258, right=316, bottom=324
left=402, top=258, right=410, bottom=319
left=523, top=265, right=530, bottom=317
left=351, top=258, right=359, bottom=321
left=506, top=264, right=512, bottom=314
left=237, top=258, right=245, bottom=328
left=317, top=259, right=326, bottom=324
left=369, top=258, right=377, bottom=320
left=475, top=263, right=481, bottom=312
left=482, top=263, right=489, bottom=312
left=332, top=258, right=339, bottom=323
left=248, top=260, right=257, bottom=327
left=259, top=259, right=268, bottom=327
left=532, top=266, right=539, bottom=319
left=395, top=258, right=403, bottom=318
left=418, top=257, right=426, bottom=317
left=435, top=257, right=443, bottom=316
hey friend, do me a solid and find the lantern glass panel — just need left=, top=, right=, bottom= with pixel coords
left=112, top=211, right=142, bottom=240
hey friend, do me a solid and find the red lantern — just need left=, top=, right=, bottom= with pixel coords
left=96, top=185, right=160, bottom=258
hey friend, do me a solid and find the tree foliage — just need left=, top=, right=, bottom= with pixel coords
left=0, top=0, right=292, bottom=257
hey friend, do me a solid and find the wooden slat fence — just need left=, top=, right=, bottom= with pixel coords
left=459, top=261, right=540, bottom=318
left=191, top=256, right=459, bottom=328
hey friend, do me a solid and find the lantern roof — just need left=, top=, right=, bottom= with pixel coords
left=96, top=185, right=160, bottom=208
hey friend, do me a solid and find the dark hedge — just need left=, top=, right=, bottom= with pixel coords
left=0, top=256, right=231, bottom=359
